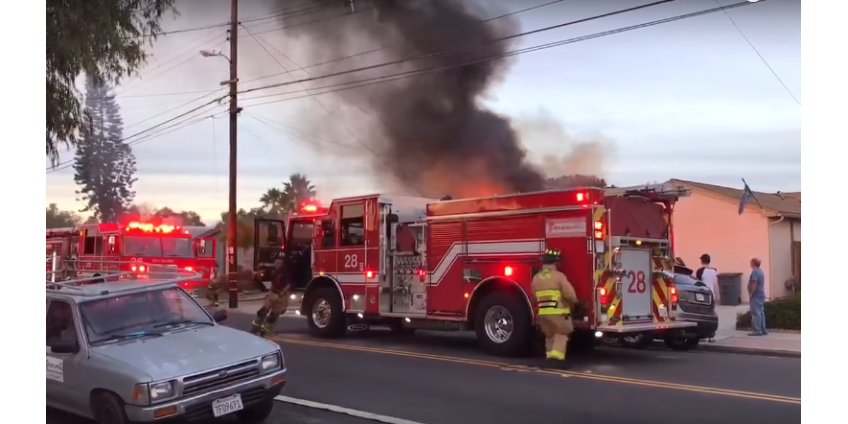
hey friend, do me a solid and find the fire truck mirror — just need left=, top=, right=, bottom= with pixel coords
left=107, top=236, right=117, bottom=254
left=386, top=213, right=399, bottom=224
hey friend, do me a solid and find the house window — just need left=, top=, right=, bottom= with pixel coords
left=340, top=205, right=365, bottom=247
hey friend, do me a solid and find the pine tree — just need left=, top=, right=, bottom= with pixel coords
left=74, top=76, right=137, bottom=223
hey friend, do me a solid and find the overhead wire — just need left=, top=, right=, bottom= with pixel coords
left=117, top=32, right=226, bottom=96
left=47, top=94, right=228, bottom=173
left=238, top=0, right=765, bottom=109
left=239, top=0, right=565, bottom=86
left=236, top=0, right=678, bottom=97
left=241, top=21, right=417, bottom=192
left=714, top=0, right=799, bottom=105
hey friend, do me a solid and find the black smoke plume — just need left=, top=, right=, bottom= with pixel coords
left=271, top=0, right=548, bottom=197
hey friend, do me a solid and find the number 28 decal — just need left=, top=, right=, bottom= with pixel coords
left=626, top=270, right=648, bottom=294
left=344, top=254, right=358, bottom=269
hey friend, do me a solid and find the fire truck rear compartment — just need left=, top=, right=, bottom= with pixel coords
left=618, top=247, right=654, bottom=322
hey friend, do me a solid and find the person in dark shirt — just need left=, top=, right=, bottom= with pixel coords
left=249, top=257, right=292, bottom=337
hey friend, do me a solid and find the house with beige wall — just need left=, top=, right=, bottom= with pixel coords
left=667, top=179, right=801, bottom=301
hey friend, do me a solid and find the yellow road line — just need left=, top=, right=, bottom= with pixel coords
left=272, top=336, right=801, bottom=405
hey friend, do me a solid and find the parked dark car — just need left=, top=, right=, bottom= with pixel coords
left=616, top=265, right=718, bottom=351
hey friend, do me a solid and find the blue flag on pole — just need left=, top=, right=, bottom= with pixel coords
left=738, top=183, right=756, bottom=215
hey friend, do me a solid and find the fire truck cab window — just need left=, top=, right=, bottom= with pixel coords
left=123, top=236, right=163, bottom=257
left=320, top=220, right=336, bottom=249
left=47, top=301, right=78, bottom=349
left=162, top=237, right=193, bottom=258
left=340, top=205, right=365, bottom=246
left=83, top=230, right=101, bottom=255
left=197, top=239, right=214, bottom=258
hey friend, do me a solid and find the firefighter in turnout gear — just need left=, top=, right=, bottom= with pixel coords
left=250, top=257, right=291, bottom=337
left=532, top=249, right=578, bottom=365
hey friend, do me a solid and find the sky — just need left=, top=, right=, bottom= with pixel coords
left=44, top=0, right=801, bottom=224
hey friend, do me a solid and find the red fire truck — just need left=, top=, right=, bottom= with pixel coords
left=253, top=184, right=696, bottom=357
left=46, top=220, right=217, bottom=291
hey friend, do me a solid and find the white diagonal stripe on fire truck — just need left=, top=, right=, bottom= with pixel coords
left=429, top=240, right=544, bottom=286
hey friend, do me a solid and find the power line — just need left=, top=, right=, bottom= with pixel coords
left=238, top=0, right=678, bottom=97
left=88, top=89, right=221, bottom=100
left=131, top=0, right=336, bottom=38
left=238, top=0, right=764, bottom=109
left=117, top=32, right=226, bottom=96
left=47, top=95, right=227, bottom=173
left=240, top=0, right=565, bottom=86
left=241, top=22, right=416, bottom=192
left=715, top=0, right=799, bottom=105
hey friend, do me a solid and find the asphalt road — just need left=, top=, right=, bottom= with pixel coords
left=220, top=309, right=801, bottom=424
left=47, top=403, right=382, bottom=424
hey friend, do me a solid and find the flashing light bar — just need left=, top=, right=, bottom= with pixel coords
left=301, top=204, right=318, bottom=213
left=125, top=221, right=190, bottom=235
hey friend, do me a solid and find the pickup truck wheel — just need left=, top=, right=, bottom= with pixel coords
left=92, top=392, right=133, bottom=424
left=237, top=397, right=275, bottom=423
left=474, top=291, right=532, bottom=357
left=306, top=287, right=346, bottom=338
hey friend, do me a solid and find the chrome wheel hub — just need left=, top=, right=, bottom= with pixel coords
left=484, top=306, right=513, bottom=343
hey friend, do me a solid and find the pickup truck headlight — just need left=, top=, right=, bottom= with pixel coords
left=149, top=381, right=175, bottom=401
left=260, top=353, right=281, bottom=371
left=133, top=381, right=176, bottom=405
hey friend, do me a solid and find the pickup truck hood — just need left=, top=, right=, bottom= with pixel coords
left=93, top=325, right=278, bottom=381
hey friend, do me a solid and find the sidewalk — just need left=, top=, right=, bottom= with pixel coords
left=697, top=304, right=801, bottom=358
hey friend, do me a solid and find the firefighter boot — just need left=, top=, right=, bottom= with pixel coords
left=250, top=307, right=270, bottom=335
left=257, top=323, right=274, bottom=338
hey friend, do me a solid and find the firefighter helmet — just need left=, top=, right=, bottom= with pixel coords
left=542, top=249, right=561, bottom=264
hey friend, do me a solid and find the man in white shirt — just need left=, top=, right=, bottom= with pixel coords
left=696, top=253, right=720, bottom=304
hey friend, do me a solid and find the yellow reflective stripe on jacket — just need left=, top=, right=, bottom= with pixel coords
left=534, top=289, right=571, bottom=315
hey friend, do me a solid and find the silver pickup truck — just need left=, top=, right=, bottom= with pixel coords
left=46, top=269, right=287, bottom=424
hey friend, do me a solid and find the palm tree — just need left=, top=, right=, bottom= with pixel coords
left=259, top=188, right=288, bottom=216
left=282, top=173, right=316, bottom=213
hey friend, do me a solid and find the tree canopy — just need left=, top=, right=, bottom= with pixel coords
left=46, top=0, right=176, bottom=165
left=46, top=204, right=82, bottom=229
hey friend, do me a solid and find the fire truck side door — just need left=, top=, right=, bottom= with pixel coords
left=313, top=218, right=337, bottom=275
left=337, top=203, right=367, bottom=278
left=252, top=217, right=286, bottom=272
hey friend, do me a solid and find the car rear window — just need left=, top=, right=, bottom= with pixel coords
left=673, top=273, right=702, bottom=286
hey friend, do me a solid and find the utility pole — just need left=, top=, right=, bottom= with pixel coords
left=227, top=0, right=240, bottom=309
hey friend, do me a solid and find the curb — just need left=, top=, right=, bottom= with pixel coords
left=697, top=343, right=801, bottom=358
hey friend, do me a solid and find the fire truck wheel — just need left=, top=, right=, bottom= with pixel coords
left=388, top=319, right=415, bottom=334
left=474, top=291, right=532, bottom=357
left=619, top=333, right=650, bottom=349
left=306, top=287, right=346, bottom=338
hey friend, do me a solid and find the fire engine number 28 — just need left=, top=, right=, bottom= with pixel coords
left=626, top=270, right=648, bottom=294
left=344, top=254, right=359, bottom=269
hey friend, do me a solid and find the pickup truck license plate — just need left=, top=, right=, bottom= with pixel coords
left=695, top=293, right=705, bottom=302
left=212, top=393, right=244, bottom=418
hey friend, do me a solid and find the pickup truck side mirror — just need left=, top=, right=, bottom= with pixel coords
left=212, top=309, right=228, bottom=323
left=49, top=339, right=79, bottom=354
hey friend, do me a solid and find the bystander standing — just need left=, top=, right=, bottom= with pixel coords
left=696, top=253, right=719, bottom=304
left=747, top=257, right=768, bottom=336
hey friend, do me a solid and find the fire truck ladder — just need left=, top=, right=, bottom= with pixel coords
left=46, top=260, right=200, bottom=296
left=606, top=182, right=692, bottom=200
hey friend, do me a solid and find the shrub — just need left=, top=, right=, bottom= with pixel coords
left=736, top=293, right=801, bottom=331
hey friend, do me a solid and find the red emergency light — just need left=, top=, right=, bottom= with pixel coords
left=125, top=221, right=189, bottom=235
left=301, top=204, right=318, bottom=213
left=503, top=266, right=514, bottom=277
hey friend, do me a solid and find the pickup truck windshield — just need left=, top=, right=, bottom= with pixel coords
left=80, top=287, right=211, bottom=344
